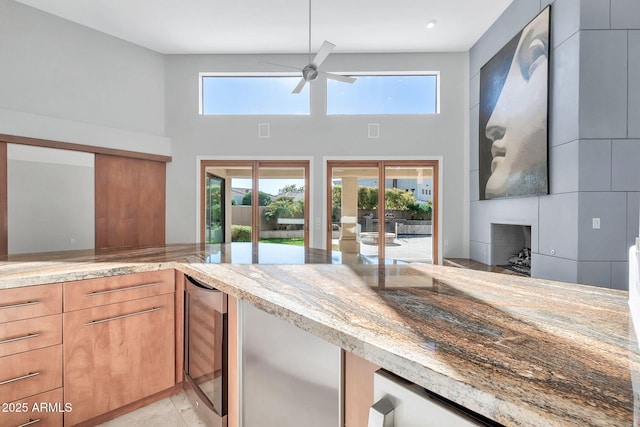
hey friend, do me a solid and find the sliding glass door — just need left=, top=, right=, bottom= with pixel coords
left=201, top=160, right=309, bottom=248
left=204, top=173, right=225, bottom=244
left=327, top=160, right=438, bottom=264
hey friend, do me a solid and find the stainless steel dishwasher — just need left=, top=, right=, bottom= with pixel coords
left=184, top=275, right=228, bottom=427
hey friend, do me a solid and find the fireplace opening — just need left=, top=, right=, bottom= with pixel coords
left=491, top=224, right=532, bottom=276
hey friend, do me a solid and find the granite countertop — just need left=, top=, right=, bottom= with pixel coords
left=1, top=243, right=638, bottom=426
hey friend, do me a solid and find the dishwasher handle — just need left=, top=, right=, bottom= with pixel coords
left=368, top=397, right=395, bottom=427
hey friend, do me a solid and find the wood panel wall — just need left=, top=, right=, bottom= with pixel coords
left=95, top=154, right=166, bottom=249
left=0, top=143, right=6, bottom=256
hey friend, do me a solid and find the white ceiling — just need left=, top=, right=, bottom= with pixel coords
left=15, top=0, right=513, bottom=54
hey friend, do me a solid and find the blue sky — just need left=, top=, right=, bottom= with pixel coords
left=202, top=75, right=437, bottom=115
left=233, top=178, right=305, bottom=195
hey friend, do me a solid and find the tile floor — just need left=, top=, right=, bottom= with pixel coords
left=97, top=391, right=205, bottom=427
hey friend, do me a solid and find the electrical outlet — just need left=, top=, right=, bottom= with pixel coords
left=592, top=218, right=601, bottom=229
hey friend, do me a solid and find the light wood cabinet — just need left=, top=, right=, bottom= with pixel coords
left=3, top=388, right=65, bottom=427
left=0, top=313, right=62, bottom=358
left=0, top=284, right=63, bottom=427
left=0, top=345, right=63, bottom=404
left=344, top=351, right=380, bottom=427
left=0, top=283, right=62, bottom=323
left=63, top=269, right=174, bottom=311
left=63, top=271, right=176, bottom=426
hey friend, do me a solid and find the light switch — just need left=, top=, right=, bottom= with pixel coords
left=592, top=218, right=601, bottom=229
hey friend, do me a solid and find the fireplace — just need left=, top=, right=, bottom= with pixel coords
left=491, top=224, right=532, bottom=276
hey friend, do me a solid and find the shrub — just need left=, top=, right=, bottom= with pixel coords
left=231, top=225, right=252, bottom=242
left=407, top=201, right=433, bottom=219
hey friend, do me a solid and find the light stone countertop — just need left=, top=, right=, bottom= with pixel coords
left=1, top=243, right=638, bottom=426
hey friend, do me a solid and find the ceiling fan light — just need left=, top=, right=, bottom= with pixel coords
left=425, top=19, right=437, bottom=30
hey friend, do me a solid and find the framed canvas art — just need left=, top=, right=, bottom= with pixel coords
left=479, top=6, right=550, bottom=200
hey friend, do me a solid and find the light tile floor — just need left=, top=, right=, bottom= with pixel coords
left=97, top=391, right=206, bottom=427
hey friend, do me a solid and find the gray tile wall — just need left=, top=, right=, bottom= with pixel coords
left=469, top=0, right=640, bottom=289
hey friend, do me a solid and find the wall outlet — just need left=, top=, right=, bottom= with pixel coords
left=592, top=218, right=601, bottom=229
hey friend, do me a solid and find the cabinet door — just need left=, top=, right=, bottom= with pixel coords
left=63, top=293, right=175, bottom=426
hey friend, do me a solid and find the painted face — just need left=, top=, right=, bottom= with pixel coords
left=484, top=10, right=549, bottom=199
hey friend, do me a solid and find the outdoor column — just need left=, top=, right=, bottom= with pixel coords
left=339, top=177, right=360, bottom=254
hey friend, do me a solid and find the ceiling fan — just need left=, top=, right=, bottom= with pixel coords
left=264, top=0, right=357, bottom=93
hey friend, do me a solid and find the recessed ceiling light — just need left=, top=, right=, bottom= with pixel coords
left=425, top=19, right=437, bottom=30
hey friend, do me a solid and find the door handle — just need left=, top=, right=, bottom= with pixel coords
left=0, top=301, right=39, bottom=310
left=0, top=332, right=40, bottom=345
left=86, top=282, right=161, bottom=296
left=17, top=419, right=41, bottom=427
left=368, top=397, right=394, bottom=427
left=0, top=372, right=40, bottom=386
left=84, top=307, right=162, bottom=326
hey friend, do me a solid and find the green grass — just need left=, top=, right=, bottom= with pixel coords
left=259, top=238, right=305, bottom=246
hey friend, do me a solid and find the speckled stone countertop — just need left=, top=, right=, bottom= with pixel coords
left=1, top=243, right=638, bottom=426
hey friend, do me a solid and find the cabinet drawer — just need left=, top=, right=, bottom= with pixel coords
left=2, top=388, right=64, bottom=427
left=0, top=314, right=62, bottom=358
left=64, top=293, right=175, bottom=425
left=64, top=270, right=174, bottom=311
left=0, top=284, right=62, bottom=324
left=0, top=345, right=62, bottom=403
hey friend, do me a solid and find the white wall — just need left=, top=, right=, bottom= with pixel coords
left=0, top=0, right=170, bottom=155
left=165, top=52, right=470, bottom=258
left=1, top=0, right=472, bottom=258
left=8, top=145, right=94, bottom=254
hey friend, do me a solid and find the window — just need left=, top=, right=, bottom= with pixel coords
left=327, top=74, right=438, bottom=115
left=200, top=74, right=309, bottom=115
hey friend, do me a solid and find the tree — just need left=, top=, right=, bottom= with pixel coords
left=332, top=185, right=342, bottom=223
left=263, top=196, right=303, bottom=229
left=384, top=188, right=416, bottom=210
left=358, top=186, right=378, bottom=210
left=278, top=184, right=304, bottom=193
left=241, top=191, right=273, bottom=206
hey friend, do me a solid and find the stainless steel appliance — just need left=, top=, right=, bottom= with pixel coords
left=184, top=275, right=228, bottom=427
left=370, top=370, right=499, bottom=427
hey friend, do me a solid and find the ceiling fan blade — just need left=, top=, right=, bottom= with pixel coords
left=312, top=40, right=335, bottom=67
left=292, top=78, right=307, bottom=94
left=260, top=61, right=302, bottom=71
left=321, top=71, right=357, bottom=84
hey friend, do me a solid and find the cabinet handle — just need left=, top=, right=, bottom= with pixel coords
left=0, top=372, right=40, bottom=386
left=0, top=301, right=39, bottom=310
left=84, top=307, right=162, bottom=326
left=17, top=419, right=41, bottom=427
left=0, top=333, right=40, bottom=345
left=86, top=282, right=162, bottom=296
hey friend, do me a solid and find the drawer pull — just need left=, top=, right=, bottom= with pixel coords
left=0, top=371, right=40, bottom=386
left=0, top=332, right=40, bottom=345
left=17, top=419, right=41, bottom=427
left=86, top=282, right=162, bottom=296
left=84, top=307, right=162, bottom=326
left=0, top=301, right=39, bottom=310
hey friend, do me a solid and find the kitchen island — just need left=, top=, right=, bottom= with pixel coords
left=1, top=243, right=638, bottom=426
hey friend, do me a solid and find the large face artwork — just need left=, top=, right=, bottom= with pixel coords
left=479, top=7, right=549, bottom=200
